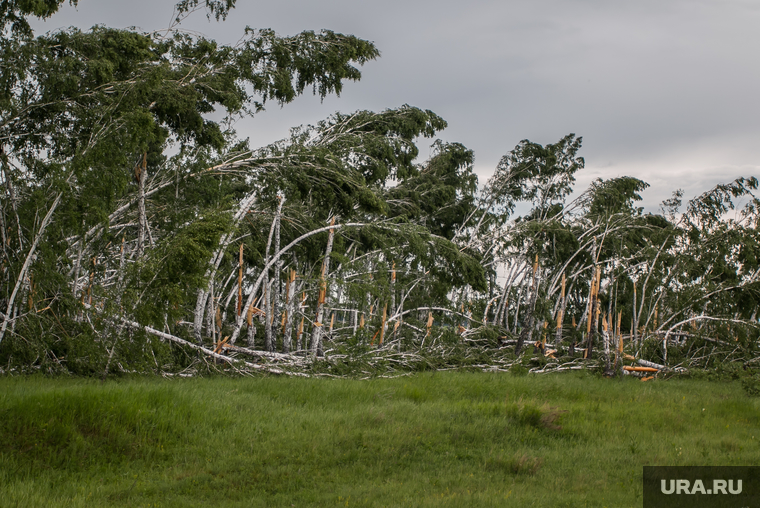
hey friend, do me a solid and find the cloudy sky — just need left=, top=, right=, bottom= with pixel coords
left=33, top=0, right=760, bottom=212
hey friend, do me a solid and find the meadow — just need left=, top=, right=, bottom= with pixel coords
left=1, top=371, right=758, bottom=507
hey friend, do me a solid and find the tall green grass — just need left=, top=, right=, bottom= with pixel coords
left=1, top=372, right=758, bottom=507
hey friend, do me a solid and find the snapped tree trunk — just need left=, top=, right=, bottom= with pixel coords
left=585, top=265, right=601, bottom=358
left=310, top=216, right=336, bottom=355
left=246, top=300, right=256, bottom=348
left=228, top=221, right=368, bottom=345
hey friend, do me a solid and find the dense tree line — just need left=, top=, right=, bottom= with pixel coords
left=1, top=1, right=758, bottom=376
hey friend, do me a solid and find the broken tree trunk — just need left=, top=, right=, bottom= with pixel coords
left=554, top=273, right=566, bottom=349
left=585, top=265, right=601, bottom=359
left=229, top=221, right=369, bottom=345
left=246, top=299, right=257, bottom=348
left=310, top=216, right=336, bottom=355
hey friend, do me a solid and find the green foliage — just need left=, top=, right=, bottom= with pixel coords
left=485, top=133, right=584, bottom=221
left=510, top=363, right=529, bottom=377
left=742, top=372, right=760, bottom=397
left=585, top=176, right=649, bottom=219
left=128, top=213, right=232, bottom=327
left=1, top=0, right=759, bottom=378
left=387, top=140, right=477, bottom=239
left=0, top=0, right=75, bottom=36
left=174, top=0, right=237, bottom=21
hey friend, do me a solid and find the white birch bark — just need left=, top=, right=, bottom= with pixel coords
left=246, top=297, right=257, bottom=348
left=1, top=154, right=23, bottom=248
left=72, top=238, right=84, bottom=298
left=263, top=282, right=273, bottom=352
left=554, top=274, right=567, bottom=349
left=262, top=197, right=284, bottom=352
left=272, top=197, right=283, bottom=346
left=310, top=217, right=336, bottom=355
left=115, top=313, right=308, bottom=376
left=515, top=259, right=540, bottom=355
left=390, top=262, right=396, bottom=318
left=0, top=197, right=7, bottom=249
left=228, top=222, right=369, bottom=345
left=136, top=153, right=147, bottom=258
left=102, top=236, right=127, bottom=379
left=193, top=192, right=259, bottom=342
left=0, top=192, right=62, bottom=346
left=282, top=268, right=297, bottom=353
left=632, top=281, right=638, bottom=348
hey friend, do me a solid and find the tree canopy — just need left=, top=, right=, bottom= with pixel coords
left=1, top=1, right=758, bottom=378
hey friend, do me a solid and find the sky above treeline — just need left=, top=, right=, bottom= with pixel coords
left=32, top=0, right=760, bottom=213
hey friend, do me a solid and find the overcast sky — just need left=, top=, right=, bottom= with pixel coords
left=32, top=0, right=760, bottom=212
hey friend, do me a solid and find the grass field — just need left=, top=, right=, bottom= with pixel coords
left=1, top=371, right=758, bottom=507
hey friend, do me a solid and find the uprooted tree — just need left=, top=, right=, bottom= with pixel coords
left=1, top=1, right=758, bottom=378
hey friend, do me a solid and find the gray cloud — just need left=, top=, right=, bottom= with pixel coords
left=33, top=0, right=760, bottom=211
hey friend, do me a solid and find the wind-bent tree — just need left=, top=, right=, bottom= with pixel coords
left=1, top=1, right=758, bottom=377
left=0, top=0, right=382, bottom=371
